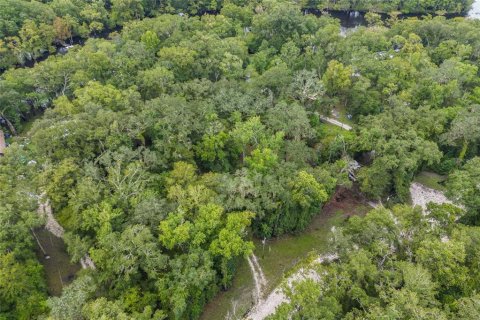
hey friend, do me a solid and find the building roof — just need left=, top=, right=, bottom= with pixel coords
left=0, top=130, right=6, bottom=155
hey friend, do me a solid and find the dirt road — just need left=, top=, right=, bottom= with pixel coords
left=320, top=116, right=352, bottom=130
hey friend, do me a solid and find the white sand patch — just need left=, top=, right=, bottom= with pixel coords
left=409, top=182, right=453, bottom=212
left=245, top=254, right=338, bottom=320
left=38, top=198, right=64, bottom=238
left=247, top=255, right=263, bottom=304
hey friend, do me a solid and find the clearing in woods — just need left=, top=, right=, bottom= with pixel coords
left=200, top=187, right=371, bottom=320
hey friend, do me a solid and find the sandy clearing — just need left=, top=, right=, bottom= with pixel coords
left=0, top=130, right=5, bottom=155
left=245, top=254, right=338, bottom=320
left=409, top=182, right=454, bottom=211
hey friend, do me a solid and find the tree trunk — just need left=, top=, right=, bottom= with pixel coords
left=1, top=113, right=17, bottom=136
left=458, top=139, right=468, bottom=164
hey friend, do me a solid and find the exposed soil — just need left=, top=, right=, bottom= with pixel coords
left=247, top=254, right=267, bottom=305
left=246, top=254, right=338, bottom=320
left=409, top=182, right=457, bottom=212
left=321, top=185, right=371, bottom=218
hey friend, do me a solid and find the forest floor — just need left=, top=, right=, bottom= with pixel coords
left=332, top=105, right=354, bottom=126
left=200, top=187, right=371, bottom=320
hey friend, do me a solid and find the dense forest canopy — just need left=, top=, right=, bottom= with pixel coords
left=0, top=0, right=475, bottom=70
left=313, top=0, right=473, bottom=13
left=1, top=0, right=480, bottom=319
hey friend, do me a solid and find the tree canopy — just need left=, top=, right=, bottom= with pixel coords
left=0, top=0, right=480, bottom=319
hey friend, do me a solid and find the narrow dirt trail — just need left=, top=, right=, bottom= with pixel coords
left=247, top=254, right=267, bottom=304
left=245, top=254, right=338, bottom=320
left=247, top=256, right=262, bottom=304
left=319, top=116, right=352, bottom=131
left=251, top=254, right=267, bottom=287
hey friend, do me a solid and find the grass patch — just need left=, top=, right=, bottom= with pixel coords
left=316, top=122, right=355, bottom=144
left=32, top=228, right=81, bottom=296
left=201, top=212, right=344, bottom=320
left=252, top=212, right=345, bottom=295
left=200, top=255, right=253, bottom=320
left=414, top=171, right=447, bottom=191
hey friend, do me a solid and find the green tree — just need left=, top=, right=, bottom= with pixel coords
left=322, top=60, right=353, bottom=98
left=0, top=253, right=47, bottom=319
left=265, top=101, right=313, bottom=141
left=210, top=211, right=255, bottom=287
left=140, top=30, right=160, bottom=52
left=111, top=0, right=144, bottom=25
left=416, top=238, right=469, bottom=297
left=441, top=105, right=480, bottom=162
left=8, top=20, right=55, bottom=64
left=48, top=276, right=97, bottom=320
left=268, top=279, right=341, bottom=320
left=447, top=158, right=480, bottom=223
left=229, top=116, right=267, bottom=162
left=158, top=46, right=197, bottom=81
left=356, top=106, right=442, bottom=200
left=289, top=69, right=325, bottom=108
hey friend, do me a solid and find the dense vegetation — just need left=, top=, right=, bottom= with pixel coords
left=269, top=203, right=480, bottom=319
left=0, top=0, right=479, bottom=319
left=0, top=0, right=474, bottom=70
left=308, top=0, right=474, bottom=13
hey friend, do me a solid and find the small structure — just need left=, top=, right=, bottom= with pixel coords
left=0, top=130, right=6, bottom=156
